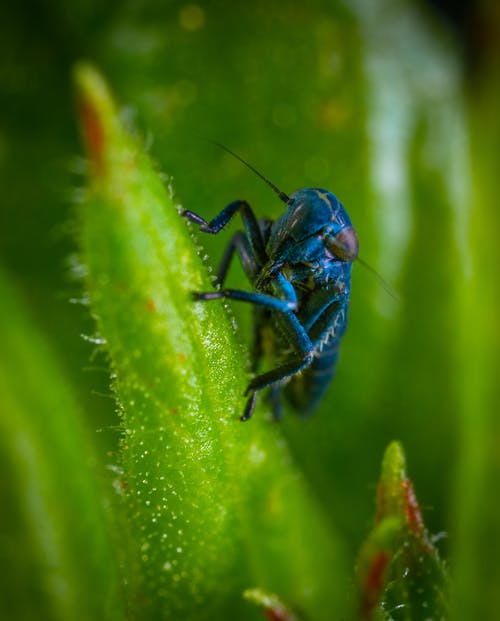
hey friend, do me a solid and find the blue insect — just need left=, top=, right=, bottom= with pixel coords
left=182, top=144, right=358, bottom=421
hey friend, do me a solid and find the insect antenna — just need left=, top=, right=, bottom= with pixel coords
left=357, top=257, right=400, bottom=302
left=208, top=139, right=290, bottom=203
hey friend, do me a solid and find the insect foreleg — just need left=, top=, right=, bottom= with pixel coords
left=182, top=199, right=267, bottom=264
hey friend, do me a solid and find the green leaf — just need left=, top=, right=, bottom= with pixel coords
left=0, top=267, right=124, bottom=621
left=75, top=63, right=349, bottom=621
left=452, top=32, right=500, bottom=619
left=357, top=441, right=449, bottom=621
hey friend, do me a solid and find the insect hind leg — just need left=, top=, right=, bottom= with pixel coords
left=245, top=352, right=314, bottom=393
left=243, top=310, right=314, bottom=416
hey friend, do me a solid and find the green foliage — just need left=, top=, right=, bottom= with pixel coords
left=451, top=25, right=500, bottom=619
left=0, top=268, right=124, bottom=621
left=1, top=1, right=500, bottom=620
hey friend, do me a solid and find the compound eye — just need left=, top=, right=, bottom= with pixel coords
left=326, top=226, right=359, bottom=261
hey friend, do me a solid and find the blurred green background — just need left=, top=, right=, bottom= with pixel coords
left=1, top=0, right=499, bottom=619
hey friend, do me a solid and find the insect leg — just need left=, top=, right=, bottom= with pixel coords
left=234, top=275, right=308, bottom=420
left=299, top=288, right=344, bottom=331
left=214, top=231, right=260, bottom=287
left=245, top=311, right=314, bottom=394
left=286, top=299, right=348, bottom=414
left=241, top=391, right=258, bottom=422
left=193, top=289, right=296, bottom=313
left=182, top=200, right=267, bottom=264
left=241, top=385, right=284, bottom=423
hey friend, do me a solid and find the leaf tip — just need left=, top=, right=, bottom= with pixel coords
left=377, top=440, right=427, bottom=539
left=381, top=440, right=406, bottom=480
left=72, top=62, right=117, bottom=175
left=376, top=439, right=407, bottom=522
left=358, top=442, right=449, bottom=620
left=243, top=588, right=301, bottom=621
